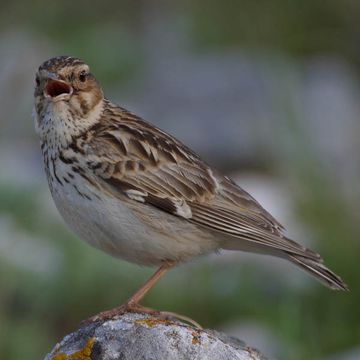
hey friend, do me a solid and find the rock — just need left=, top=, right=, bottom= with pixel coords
left=44, top=313, right=267, bottom=360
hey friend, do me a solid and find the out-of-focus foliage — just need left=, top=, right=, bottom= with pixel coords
left=2, top=1, right=360, bottom=68
left=189, top=1, right=360, bottom=62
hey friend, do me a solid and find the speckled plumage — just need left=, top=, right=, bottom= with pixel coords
left=34, top=56, right=347, bottom=292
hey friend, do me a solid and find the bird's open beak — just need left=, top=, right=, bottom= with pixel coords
left=44, top=74, right=73, bottom=101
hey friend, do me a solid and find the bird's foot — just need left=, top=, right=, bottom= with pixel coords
left=82, top=302, right=158, bottom=324
left=82, top=302, right=202, bottom=329
left=157, top=310, right=203, bottom=329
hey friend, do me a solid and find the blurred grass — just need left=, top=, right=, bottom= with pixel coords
left=2, top=1, right=360, bottom=70
left=187, top=0, right=360, bottom=69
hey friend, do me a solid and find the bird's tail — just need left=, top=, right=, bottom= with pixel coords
left=221, top=234, right=348, bottom=290
left=287, top=254, right=348, bottom=291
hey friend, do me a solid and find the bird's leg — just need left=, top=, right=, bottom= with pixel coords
left=125, top=262, right=173, bottom=307
left=84, top=261, right=174, bottom=323
left=84, top=261, right=202, bottom=328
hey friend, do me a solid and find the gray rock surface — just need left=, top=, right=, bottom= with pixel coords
left=44, top=313, right=267, bottom=360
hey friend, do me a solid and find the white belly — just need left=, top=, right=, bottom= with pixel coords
left=49, top=161, right=218, bottom=266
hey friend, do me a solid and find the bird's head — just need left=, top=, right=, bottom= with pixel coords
left=34, top=56, right=104, bottom=140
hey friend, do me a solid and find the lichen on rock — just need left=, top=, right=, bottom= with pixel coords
left=44, top=313, right=267, bottom=360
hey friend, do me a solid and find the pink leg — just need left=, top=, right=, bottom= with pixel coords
left=84, top=261, right=202, bottom=328
left=126, top=263, right=172, bottom=305
left=85, top=262, right=175, bottom=323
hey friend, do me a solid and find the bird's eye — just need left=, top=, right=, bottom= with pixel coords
left=35, top=76, right=40, bottom=86
left=79, top=71, right=87, bottom=82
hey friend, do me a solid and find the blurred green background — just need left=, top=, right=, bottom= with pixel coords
left=0, top=1, right=359, bottom=359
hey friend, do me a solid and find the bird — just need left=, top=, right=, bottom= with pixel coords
left=33, top=55, right=348, bottom=324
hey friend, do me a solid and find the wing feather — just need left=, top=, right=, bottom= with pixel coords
left=189, top=203, right=320, bottom=259
left=82, top=100, right=318, bottom=260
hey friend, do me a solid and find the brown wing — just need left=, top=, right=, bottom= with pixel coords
left=82, top=101, right=318, bottom=259
left=85, top=102, right=218, bottom=203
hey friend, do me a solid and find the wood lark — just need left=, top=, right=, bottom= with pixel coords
left=34, top=56, right=348, bottom=324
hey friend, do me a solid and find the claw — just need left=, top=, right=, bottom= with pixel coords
left=82, top=303, right=202, bottom=329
